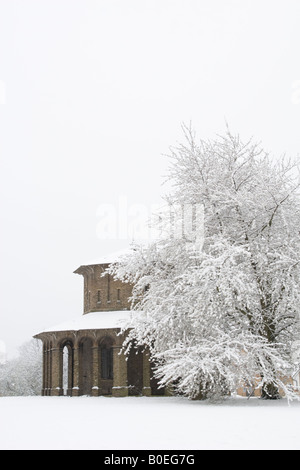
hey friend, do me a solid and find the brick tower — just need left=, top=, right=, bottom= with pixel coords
left=34, top=250, right=161, bottom=397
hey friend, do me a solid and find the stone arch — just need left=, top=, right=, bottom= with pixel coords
left=99, top=335, right=115, bottom=348
left=127, top=343, right=144, bottom=396
left=78, top=336, right=94, bottom=395
left=99, top=335, right=115, bottom=395
left=59, top=339, right=74, bottom=396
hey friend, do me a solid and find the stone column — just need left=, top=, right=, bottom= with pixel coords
left=45, top=343, right=52, bottom=396
left=67, top=346, right=73, bottom=396
left=112, top=346, right=128, bottom=397
left=45, top=342, right=51, bottom=396
left=51, top=347, right=63, bottom=396
left=72, top=345, right=81, bottom=396
left=91, top=345, right=100, bottom=396
left=142, top=349, right=152, bottom=396
left=42, top=344, right=47, bottom=396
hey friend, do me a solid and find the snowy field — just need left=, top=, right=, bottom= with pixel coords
left=0, top=396, right=300, bottom=450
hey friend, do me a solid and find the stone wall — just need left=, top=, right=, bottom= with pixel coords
left=35, top=328, right=164, bottom=398
left=74, top=264, right=133, bottom=313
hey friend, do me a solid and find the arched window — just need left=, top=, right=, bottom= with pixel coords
left=100, top=339, right=114, bottom=380
left=61, top=341, right=73, bottom=396
left=127, top=344, right=143, bottom=396
left=79, top=337, right=93, bottom=395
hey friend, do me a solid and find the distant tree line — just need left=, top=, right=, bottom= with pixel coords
left=0, top=339, right=42, bottom=396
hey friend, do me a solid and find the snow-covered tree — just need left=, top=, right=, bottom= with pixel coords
left=110, top=126, right=300, bottom=400
left=0, top=339, right=42, bottom=396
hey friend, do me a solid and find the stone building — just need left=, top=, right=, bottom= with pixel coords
left=34, top=251, right=162, bottom=397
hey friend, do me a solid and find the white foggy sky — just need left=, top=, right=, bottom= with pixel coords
left=0, top=0, right=300, bottom=357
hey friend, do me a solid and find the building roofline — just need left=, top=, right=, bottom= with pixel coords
left=73, top=248, right=132, bottom=274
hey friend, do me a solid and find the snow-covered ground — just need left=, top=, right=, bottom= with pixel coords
left=0, top=396, right=300, bottom=450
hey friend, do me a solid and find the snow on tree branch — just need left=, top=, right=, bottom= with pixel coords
left=110, top=126, right=300, bottom=400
